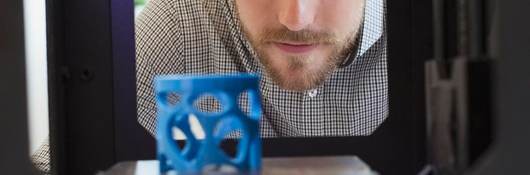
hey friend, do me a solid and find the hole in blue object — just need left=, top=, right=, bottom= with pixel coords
left=213, top=118, right=243, bottom=159
left=188, top=114, right=205, bottom=140
left=193, top=94, right=223, bottom=114
left=171, top=121, right=199, bottom=161
left=238, top=90, right=251, bottom=117
left=171, top=126, right=187, bottom=150
left=165, top=91, right=182, bottom=108
left=222, top=130, right=241, bottom=159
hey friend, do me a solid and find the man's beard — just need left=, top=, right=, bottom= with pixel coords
left=244, top=26, right=359, bottom=91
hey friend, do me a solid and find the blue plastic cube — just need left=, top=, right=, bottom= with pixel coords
left=154, top=74, right=262, bottom=174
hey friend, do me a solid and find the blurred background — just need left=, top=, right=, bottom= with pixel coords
left=135, top=0, right=148, bottom=16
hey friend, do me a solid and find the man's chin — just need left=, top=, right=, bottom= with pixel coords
left=259, top=51, right=337, bottom=91
left=272, top=72, right=322, bottom=91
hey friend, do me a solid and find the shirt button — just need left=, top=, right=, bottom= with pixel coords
left=307, top=89, right=318, bottom=98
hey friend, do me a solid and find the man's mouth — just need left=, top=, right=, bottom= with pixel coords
left=273, top=42, right=318, bottom=54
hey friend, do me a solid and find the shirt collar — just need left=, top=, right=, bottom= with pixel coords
left=340, top=0, right=385, bottom=68
left=358, top=0, right=385, bottom=57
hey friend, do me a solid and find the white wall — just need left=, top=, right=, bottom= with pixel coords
left=23, top=0, right=49, bottom=154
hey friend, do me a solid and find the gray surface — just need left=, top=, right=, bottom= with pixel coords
left=103, top=156, right=377, bottom=175
left=261, top=156, right=375, bottom=175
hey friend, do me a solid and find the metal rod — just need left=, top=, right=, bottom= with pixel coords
left=433, top=0, right=446, bottom=61
left=468, top=0, right=485, bottom=58
left=457, top=0, right=469, bottom=57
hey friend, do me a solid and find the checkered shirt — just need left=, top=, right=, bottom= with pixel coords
left=136, top=0, right=388, bottom=138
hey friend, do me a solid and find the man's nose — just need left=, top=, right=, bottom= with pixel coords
left=278, top=0, right=316, bottom=31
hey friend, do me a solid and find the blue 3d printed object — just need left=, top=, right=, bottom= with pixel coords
left=154, top=74, right=262, bottom=174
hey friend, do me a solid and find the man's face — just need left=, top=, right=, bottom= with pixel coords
left=236, top=0, right=365, bottom=91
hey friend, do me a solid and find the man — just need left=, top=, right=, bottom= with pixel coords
left=136, top=0, right=388, bottom=137
left=33, top=0, right=387, bottom=173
